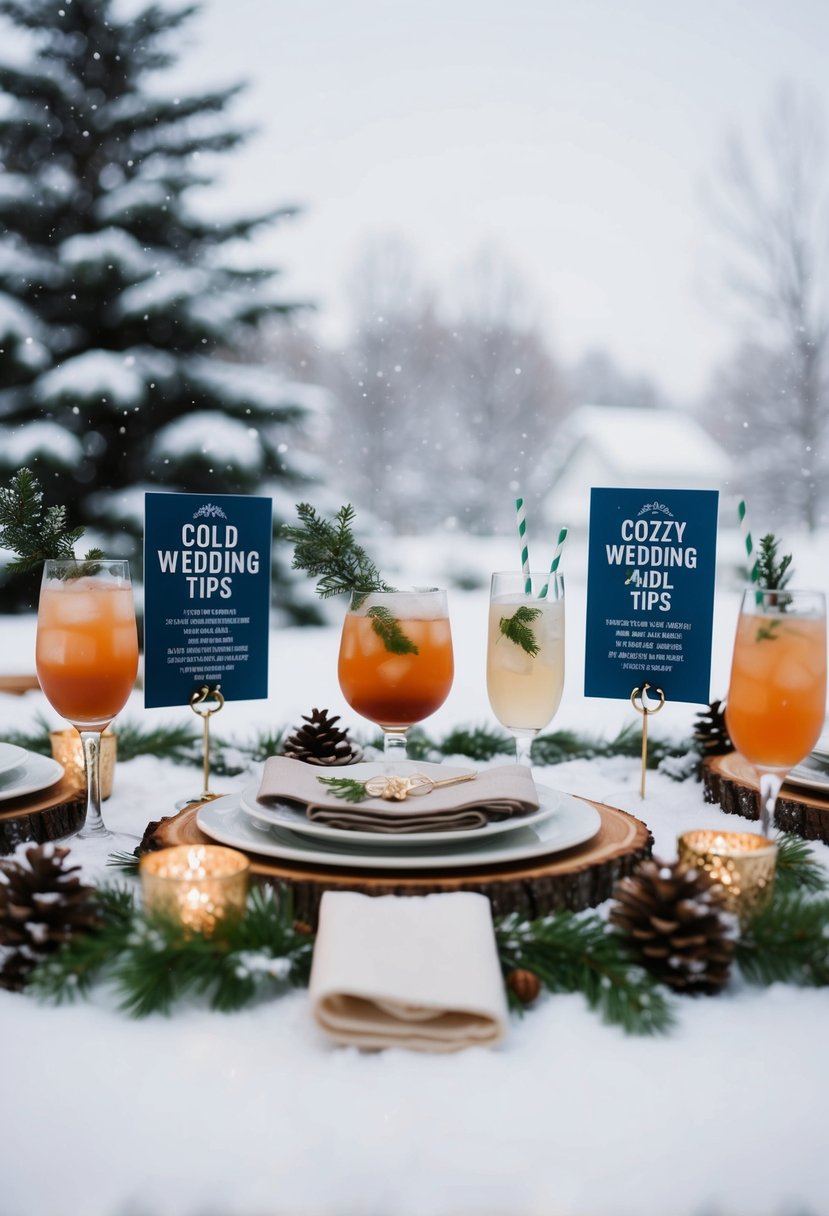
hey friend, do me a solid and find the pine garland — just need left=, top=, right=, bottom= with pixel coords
left=28, top=884, right=314, bottom=1016
left=495, top=910, right=675, bottom=1035
left=5, top=718, right=695, bottom=775
left=9, top=833, right=829, bottom=1030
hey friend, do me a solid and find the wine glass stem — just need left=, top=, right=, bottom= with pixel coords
left=758, top=771, right=783, bottom=836
left=513, top=732, right=534, bottom=767
left=78, top=729, right=109, bottom=839
left=382, top=728, right=409, bottom=764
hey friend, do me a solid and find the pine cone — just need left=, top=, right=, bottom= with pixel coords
left=506, top=968, right=541, bottom=1005
left=282, top=708, right=362, bottom=766
left=609, top=858, right=736, bottom=995
left=694, top=698, right=733, bottom=758
left=0, top=845, right=100, bottom=992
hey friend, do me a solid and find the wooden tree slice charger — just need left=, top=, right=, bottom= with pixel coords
left=703, top=751, right=829, bottom=846
left=141, top=798, right=653, bottom=927
left=0, top=775, right=86, bottom=854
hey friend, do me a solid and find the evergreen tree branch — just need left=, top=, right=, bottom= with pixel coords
left=773, top=834, right=829, bottom=896
left=736, top=892, right=829, bottom=986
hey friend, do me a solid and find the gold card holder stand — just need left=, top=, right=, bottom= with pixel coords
left=630, top=682, right=665, bottom=799
left=183, top=683, right=225, bottom=806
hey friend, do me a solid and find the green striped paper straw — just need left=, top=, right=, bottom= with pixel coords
left=540, top=526, right=568, bottom=597
left=737, top=499, right=759, bottom=582
left=515, top=497, right=531, bottom=593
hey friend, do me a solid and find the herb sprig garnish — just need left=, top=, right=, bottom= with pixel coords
left=282, top=503, right=417, bottom=653
left=0, top=467, right=103, bottom=575
left=367, top=605, right=419, bottom=655
left=755, top=534, right=793, bottom=592
left=499, top=605, right=541, bottom=656
left=317, top=776, right=369, bottom=803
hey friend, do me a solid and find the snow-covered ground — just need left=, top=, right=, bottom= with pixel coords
left=2, top=533, right=829, bottom=1216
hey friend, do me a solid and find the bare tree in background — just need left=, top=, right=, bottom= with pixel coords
left=445, top=247, right=565, bottom=532
left=568, top=349, right=666, bottom=410
left=702, top=85, right=829, bottom=529
left=265, top=237, right=565, bottom=534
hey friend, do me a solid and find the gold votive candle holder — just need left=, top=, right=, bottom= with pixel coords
left=139, top=845, right=250, bottom=936
left=677, top=830, right=778, bottom=918
left=50, top=728, right=117, bottom=799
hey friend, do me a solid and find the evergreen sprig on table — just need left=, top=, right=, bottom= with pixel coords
left=495, top=910, right=675, bottom=1035
left=0, top=468, right=103, bottom=574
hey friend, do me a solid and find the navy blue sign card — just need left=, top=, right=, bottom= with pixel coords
left=584, top=488, right=719, bottom=705
left=144, top=492, right=272, bottom=709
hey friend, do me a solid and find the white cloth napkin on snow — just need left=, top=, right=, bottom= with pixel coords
left=308, top=891, right=509, bottom=1052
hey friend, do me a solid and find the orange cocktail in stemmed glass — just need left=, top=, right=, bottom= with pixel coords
left=725, top=587, right=827, bottom=834
left=36, top=559, right=139, bottom=838
left=338, top=589, right=454, bottom=761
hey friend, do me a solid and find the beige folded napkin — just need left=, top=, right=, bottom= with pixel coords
left=309, top=890, right=509, bottom=1052
left=256, top=757, right=539, bottom=834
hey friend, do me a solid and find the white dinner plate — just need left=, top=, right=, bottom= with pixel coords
left=239, top=777, right=564, bottom=847
left=0, top=741, right=29, bottom=779
left=198, top=786, right=601, bottom=871
left=0, top=752, right=65, bottom=802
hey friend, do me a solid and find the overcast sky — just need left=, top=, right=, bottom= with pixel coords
left=156, top=2, right=828, bottom=400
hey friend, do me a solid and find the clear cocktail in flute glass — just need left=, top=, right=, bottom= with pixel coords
left=486, top=571, right=565, bottom=766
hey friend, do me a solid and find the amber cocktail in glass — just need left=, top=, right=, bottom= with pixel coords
left=338, top=589, right=454, bottom=760
left=726, top=587, right=826, bottom=834
left=36, top=559, right=139, bottom=837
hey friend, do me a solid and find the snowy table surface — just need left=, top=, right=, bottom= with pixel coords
left=2, top=592, right=829, bottom=1216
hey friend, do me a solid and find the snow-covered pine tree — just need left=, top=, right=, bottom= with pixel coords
left=0, top=0, right=320, bottom=616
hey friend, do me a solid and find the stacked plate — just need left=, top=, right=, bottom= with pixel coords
left=787, top=744, right=829, bottom=796
left=197, top=763, right=602, bottom=871
left=0, top=741, right=64, bottom=804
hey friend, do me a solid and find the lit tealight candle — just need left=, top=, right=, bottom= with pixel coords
left=677, top=829, right=778, bottom=917
left=139, top=845, right=250, bottom=935
left=50, top=728, right=117, bottom=799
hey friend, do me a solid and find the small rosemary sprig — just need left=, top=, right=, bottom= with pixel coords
left=317, top=776, right=369, bottom=803
left=367, top=605, right=419, bottom=655
left=499, top=605, right=541, bottom=656
left=0, top=467, right=103, bottom=574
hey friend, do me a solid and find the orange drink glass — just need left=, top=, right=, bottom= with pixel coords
left=338, top=589, right=453, bottom=760
left=36, top=559, right=139, bottom=837
left=725, top=587, right=826, bottom=834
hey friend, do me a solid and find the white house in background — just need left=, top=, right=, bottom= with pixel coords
left=541, top=405, right=734, bottom=531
